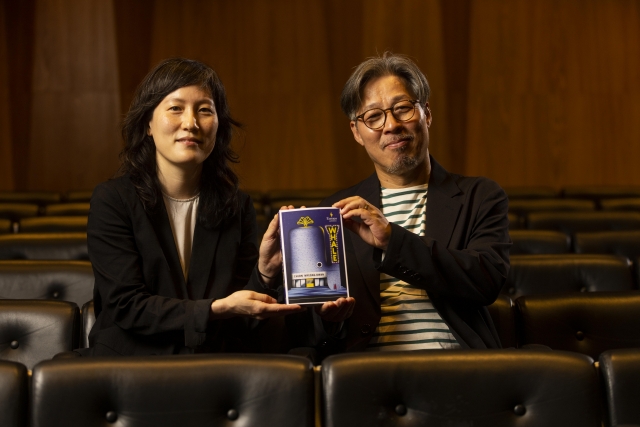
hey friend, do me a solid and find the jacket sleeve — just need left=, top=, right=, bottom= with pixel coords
left=375, top=181, right=511, bottom=306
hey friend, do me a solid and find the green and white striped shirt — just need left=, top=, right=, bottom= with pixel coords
left=366, top=184, right=460, bottom=351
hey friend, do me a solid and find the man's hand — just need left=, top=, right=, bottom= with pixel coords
left=314, top=297, right=356, bottom=323
left=257, top=205, right=297, bottom=285
left=211, top=290, right=304, bottom=320
left=333, top=196, right=391, bottom=249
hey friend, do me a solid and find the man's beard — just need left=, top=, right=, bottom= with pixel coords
left=386, top=145, right=420, bottom=174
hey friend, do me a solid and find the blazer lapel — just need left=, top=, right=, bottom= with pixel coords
left=148, top=202, right=188, bottom=297
left=187, top=217, right=220, bottom=300
left=426, top=156, right=462, bottom=247
left=353, top=173, right=384, bottom=305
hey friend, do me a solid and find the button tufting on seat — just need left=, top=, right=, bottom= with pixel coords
left=513, top=404, right=526, bottom=416
left=10, top=340, right=19, bottom=349
left=105, top=411, right=117, bottom=423
left=52, top=291, right=60, bottom=298
left=395, top=404, right=407, bottom=416
left=576, top=331, right=585, bottom=341
left=227, top=409, right=239, bottom=420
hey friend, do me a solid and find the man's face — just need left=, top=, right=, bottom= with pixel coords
left=350, top=75, right=431, bottom=178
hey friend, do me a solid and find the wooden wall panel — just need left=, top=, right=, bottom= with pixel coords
left=28, top=0, right=121, bottom=191
left=0, top=2, right=12, bottom=189
left=465, top=0, right=640, bottom=188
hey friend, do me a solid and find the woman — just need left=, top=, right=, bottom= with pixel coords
left=79, top=58, right=301, bottom=356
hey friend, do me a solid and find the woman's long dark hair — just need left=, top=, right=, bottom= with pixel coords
left=120, top=58, right=240, bottom=229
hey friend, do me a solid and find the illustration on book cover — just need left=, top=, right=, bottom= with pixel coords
left=279, top=207, right=349, bottom=304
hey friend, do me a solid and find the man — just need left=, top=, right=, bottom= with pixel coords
left=288, top=53, right=510, bottom=357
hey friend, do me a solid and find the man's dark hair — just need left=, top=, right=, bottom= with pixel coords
left=120, top=57, right=241, bottom=229
left=340, top=52, right=430, bottom=120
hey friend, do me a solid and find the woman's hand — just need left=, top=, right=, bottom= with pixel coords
left=315, top=297, right=356, bottom=323
left=257, top=205, right=299, bottom=285
left=210, top=290, right=304, bottom=320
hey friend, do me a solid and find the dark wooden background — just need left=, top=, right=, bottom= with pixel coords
left=1, top=0, right=639, bottom=192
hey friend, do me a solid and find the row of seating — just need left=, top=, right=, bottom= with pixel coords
left=2, top=290, right=640, bottom=370
left=0, top=191, right=92, bottom=205
left=1, top=348, right=639, bottom=427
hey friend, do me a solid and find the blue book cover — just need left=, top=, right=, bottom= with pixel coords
left=279, top=207, right=349, bottom=304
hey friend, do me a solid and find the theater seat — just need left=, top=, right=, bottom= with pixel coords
left=599, top=348, right=640, bottom=427
left=0, top=203, right=39, bottom=221
left=601, top=197, right=640, bottom=212
left=80, top=300, right=95, bottom=348
left=0, top=260, right=94, bottom=307
left=321, top=350, right=601, bottom=427
left=487, top=294, right=516, bottom=348
left=504, top=254, right=633, bottom=299
left=508, top=212, right=521, bottom=230
left=0, top=300, right=79, bottom=370
left=42, top=203, right=90, bottom=216
left=515, top=291, right=640, bottom=359
left=527, top=211, right=640, bottom=235
left=30, top=354, right=314, bottom=427
left=0, top=233, right=88, bottom=260
left=509, top=230, right=570, bottom=254
left=509, top=198, right=595, bottom=216
left=0, top=360, right=28, bottom=427
left=562, top=186, right=640, bottom=205
left=63, top=190, right=93, bottom=203
left=17, top=217, right=88, bottom=233
left=0, top=191, right=61, bottom=205
left=504, top=186, right=559, bottom=199
left=0, top=219, right=11, bottom=234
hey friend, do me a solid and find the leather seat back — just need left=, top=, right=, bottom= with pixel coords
left=321, top=350, right=601, bottom=427
left=510, top=230, right=570, bottom=254
left=0, top=300, right=80, bottom=370
left=527, top=211, right=640, bottom=235
left=487, top=294, right=516, bottom=348
left=80, top=300, right=95, bottom=348
left=504, top=254, right=633, bottom=299
left=0, top=233, right=88, bottom=260
left=42, top=203, right=90, bottom=216
left=18, top=217, right=87, bottom=233
left=599, top=348, right=640, bottom=427
left=0, top=360, right=28, bottom=427
left=30, top=354, right=314, bottom=427
left=0, top=260, right=94, bottom=307
left=516, top=291, right=640, bottom=359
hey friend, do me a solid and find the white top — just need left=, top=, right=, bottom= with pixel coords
left=162, top=193, right=199, bottom=280
left=366, top=184, right=460, bottom=351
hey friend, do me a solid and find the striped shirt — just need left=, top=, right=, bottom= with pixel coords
left=366, top=184, right=460, bottom=351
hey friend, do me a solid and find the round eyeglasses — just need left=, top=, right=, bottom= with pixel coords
left=355, top=100, right=420, bottom=130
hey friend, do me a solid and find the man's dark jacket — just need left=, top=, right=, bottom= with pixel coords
left=288, top=156, right=511, bottom=355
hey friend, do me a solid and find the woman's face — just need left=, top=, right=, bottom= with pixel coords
left=147, top=85, right=218, bottom=173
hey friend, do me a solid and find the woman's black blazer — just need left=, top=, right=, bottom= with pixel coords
left=80, top=175, right=267, bottom=356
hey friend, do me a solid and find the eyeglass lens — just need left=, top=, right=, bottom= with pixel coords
left=362, top=100, right=416, bottom=130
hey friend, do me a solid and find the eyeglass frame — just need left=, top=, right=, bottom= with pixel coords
left=353, top=99, right=423, bottom=130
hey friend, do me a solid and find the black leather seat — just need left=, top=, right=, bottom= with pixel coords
left=508, top=212, right=521, bottom=230
left=509, top=230, right=570, bottom=254
left=0, top=233, right=88, bottom=260
left=30, top=354, right=314, bottom=427
left=0, top=260, right=94, bottom=307
left=42, top=203, right=90, bottom=216
left=17, top=217, right=87, bottom=233
left=321, top=350, right=601, bottom=427
left=0, top=360, right=28, bottom=427
left=0, top=192, right=61, bottom=205
left=504, top=254, right=633, bottom=299
left=0, top=218, right=12, bottom=234
left=599, top=348, right=640, bottom=427
left=515, top=291, right=640, bottom=359
left=601, top=197, right=640, bottom=212
left=487, top=294, right=516, bottom=348
left=527, top=211, right=640, bottom=234
left=80, top=300, right=95, bottom=349
left=0, top=300, right=79, bottom=370
left=0, top=203, right=39, bottom=221
left=509, top=198, right=595, bottom=216
left=63, top=190, right=93, bottom=203
left=563, top=186, right=640, bottom=206
left=504, top=186, right=559, bottom=199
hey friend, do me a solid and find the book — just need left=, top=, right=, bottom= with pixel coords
left=279, top=207, right=349, bottom=304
